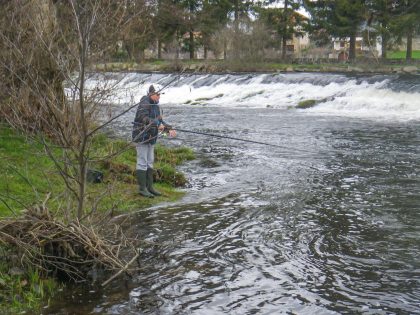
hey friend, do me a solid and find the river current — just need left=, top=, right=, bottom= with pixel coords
left=49, top=72, right=419, bottom=314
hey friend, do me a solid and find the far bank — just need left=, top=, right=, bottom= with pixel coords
left=93, top=59, right=420, bottom=75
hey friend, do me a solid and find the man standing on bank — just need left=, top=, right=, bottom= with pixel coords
left=132, top=85, right=176, bottom=198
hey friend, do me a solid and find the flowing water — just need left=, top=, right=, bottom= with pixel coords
left=49, top=72, right=420, bottom=314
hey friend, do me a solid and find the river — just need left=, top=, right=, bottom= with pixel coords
left=48, top=72, right=420, bottom=314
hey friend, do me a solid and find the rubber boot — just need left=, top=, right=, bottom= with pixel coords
left=146, top=168, right=161, bottom=196
left=136, top=170, right=154, bottom=198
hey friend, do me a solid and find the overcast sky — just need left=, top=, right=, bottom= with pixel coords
left=264, top=0, right=310, bottom=17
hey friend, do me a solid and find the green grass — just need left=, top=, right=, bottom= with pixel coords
left=148, top=59, right=170, bottom=66
left=0, top=261, right=58, bottom=314
left=0, top=126, right=63, bottom=216
left=0, top=126, right=195, bottom=216
left=387, top=50, right=420, bottom=59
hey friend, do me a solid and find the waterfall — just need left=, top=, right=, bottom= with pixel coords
left=86, top=72, right=420, bottom=121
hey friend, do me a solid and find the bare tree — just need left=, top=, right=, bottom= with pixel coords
left=0, top=0, right=148, bottom=220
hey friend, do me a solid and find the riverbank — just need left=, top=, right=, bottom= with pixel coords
left=0, top=124, right=194, bottom=313
left=0, top=125, right=194, bottom=216
left=93, top=59, right=420, bottom=75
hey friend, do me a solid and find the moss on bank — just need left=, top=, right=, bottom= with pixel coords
left=296, top=99, right=318, bottom=109
left=0, top=124, right=194, bottom=312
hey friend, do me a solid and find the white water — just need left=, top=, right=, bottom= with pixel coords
left=86, top=72, right=420, bottom=122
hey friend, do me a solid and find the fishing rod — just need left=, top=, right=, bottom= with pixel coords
left=170, top=128, right=326, bottom=172
left=173, top=128, right=290, bottom=149
left=87, top=71, right=188, bottom=138
left=155, top=71, right=186, bottom=95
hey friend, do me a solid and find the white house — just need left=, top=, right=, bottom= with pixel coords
left=330, top=37, right=382, bottom=60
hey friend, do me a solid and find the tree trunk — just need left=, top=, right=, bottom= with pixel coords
left=77, top=39, right=88, bottom=220
left=189, top=1, right=195, bottom=60
left=189, top=30, right=194, bottom=59
left=349, top=33, right=356, bottom=61
left=33, top=0, right=61, bottom=108
left=124, top=43, right=133, bottom=60
left=282, top=36, right=287, bottom=60
left=381, top=32, right=387, bottom=59
left=234, top=0, right=239, bottom=25
left=176, top=30, right=180, bottom=60
left=233, top=0, right=239, bottom=58
left=281, top=0, right=289, bottom=60
left=158, top=39, right=162, bottom=59
left=406, top=26, right=413, bottom=61
left=136, top=49, right=144, bottom=63
left=2, top=0, right=65, bottom=128
left=204, top=45, right=208, bottom=59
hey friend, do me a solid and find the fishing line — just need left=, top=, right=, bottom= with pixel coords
left=160, top=129, right=324, bottom=172
left=173, top=128, right=312, bottom=153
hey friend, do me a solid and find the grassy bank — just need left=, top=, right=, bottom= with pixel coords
left=0, top=124, right=194, bottom=312
left=0, top=125, right=194, bottom=216
left=93, top=58, right=419, bottom=74
left=387, top=50, right=420, bottom=59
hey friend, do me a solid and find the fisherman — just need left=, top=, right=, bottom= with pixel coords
left=132, top=85, right=176, bottom=198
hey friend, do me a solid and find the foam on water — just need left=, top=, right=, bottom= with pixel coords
left=306, top=82, right=420, bottom=121
left=84, top=72, right=420, bottom=121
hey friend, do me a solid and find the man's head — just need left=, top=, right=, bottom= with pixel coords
left=148, top=85, right=160, bottom=103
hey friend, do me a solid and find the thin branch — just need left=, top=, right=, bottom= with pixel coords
left=102, top=250, right=139, bottom=287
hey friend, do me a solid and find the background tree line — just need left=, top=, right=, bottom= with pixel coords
left=304, top=0, right=420, bottom=61
left=2, top=0, right=418, bottom=70
left=109, top=0, right=420, bottom=62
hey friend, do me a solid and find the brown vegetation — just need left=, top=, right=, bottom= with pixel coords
left=0, top=0, right=151, bottom=287
left=0, top=199, right=138, bottom=283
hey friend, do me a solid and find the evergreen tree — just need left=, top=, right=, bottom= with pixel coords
left=304, top=0, right=367, bottom=61
left=366, top=0, right=395, bottom=59
left=228, top=0, right=254, bottom=58
left=198, top=0, right=231, bottom=59
left=257, top=0, right=306, bottom=59
left=153, top=0, right=189, bottom=59
left=181, top=0, right=202, bottom=59
left=390, top=0, right=420, bottom=61
left=122, top=0, right=154, bottom=62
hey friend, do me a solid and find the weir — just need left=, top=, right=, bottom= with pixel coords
left=87, top=71, right=420, bottom=122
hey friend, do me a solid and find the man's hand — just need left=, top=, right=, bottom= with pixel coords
left=158, top=124, right=165, bottom=131
left=159, top=124, right=176, bottom=138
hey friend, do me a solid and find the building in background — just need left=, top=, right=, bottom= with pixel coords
left=329, top=37, right=382, bottom=61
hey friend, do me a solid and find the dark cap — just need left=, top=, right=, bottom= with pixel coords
left=148, top=85, right=157, bottom=95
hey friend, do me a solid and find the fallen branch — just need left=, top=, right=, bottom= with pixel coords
left=102, top=250, right=140, bottom=287
left=0, top=205, right=137, bottom=282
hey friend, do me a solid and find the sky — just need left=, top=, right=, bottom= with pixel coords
left=263, top=0, right=310, bottom=17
